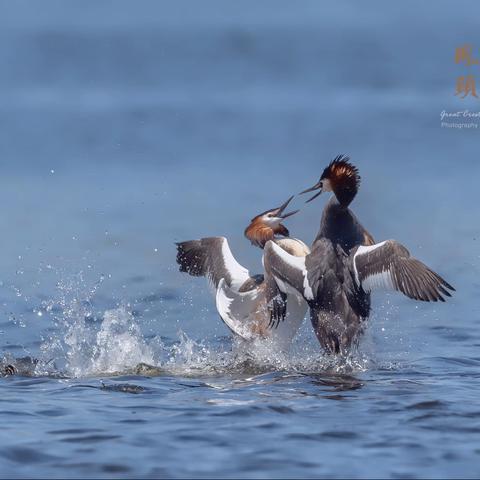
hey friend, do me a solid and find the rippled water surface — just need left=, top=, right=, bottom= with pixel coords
left=0, top=1, right=479, bottom=478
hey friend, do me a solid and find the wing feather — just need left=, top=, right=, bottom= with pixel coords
left=176, top=237, right=250, bottom=291
left=263, top=241, right=314, bottom=301
left=215, top=278, right=258, bottom=339
left=353, top=240, right=455, bottom=302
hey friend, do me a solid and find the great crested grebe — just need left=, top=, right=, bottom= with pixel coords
left=263, top=155, right=455, bottom=355
left=176, top=196, right=310, bottom=349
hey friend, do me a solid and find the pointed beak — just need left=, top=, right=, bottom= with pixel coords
left=299, top=181, right=323, bottom=203
left=280, top=209, right=300, bottom=219
left=275, top=195, right=300, bottom=219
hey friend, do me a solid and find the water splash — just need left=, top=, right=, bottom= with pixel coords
left=29, top=273, right=383, bottom=379
left=40, top=305, right=156, bottom=377
left=34, top=272, right=153, bottom=377
left=88, top=307, right=155, bottom=376
left=38, top=305, right=372, bottom=378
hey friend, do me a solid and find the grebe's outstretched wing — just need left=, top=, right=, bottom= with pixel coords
left=176, top=237, right=254, bottom=291
left=215, top=278, right=260, bottom=339
left=263, top=241, right=314, bottom=301
left=216, top=277, right=301, bottom=338
left=352, top=240, right=455, bottom=302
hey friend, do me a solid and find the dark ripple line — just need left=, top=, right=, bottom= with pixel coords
left=61, top=434, right=121, bottom=444
left=48, top=428, right=103, bottom=435
left=406, top=400, right=447, bottom=410
left=288, top=430, right=359, bottom=441
left=1, top=446, right=59, bottom=464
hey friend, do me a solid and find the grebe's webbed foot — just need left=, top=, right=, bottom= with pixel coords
left=4, top=364, right=16, bottom=376
left=268, top=292, right=287, bottom=329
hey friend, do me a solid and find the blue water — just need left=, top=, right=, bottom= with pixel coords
left=0, top=1, right=479, bottom=478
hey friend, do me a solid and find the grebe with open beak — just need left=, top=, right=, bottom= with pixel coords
left=263, top=155, right=455, bottom=354
left=176, top=196, right=310, bottom=349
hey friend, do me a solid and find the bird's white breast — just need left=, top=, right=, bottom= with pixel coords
left=275, top=237, right=311, bottom=257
